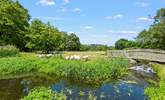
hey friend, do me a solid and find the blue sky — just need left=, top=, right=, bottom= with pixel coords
left=19, top=0, right=165, bottom=46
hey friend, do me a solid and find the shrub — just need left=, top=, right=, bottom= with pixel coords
left=22, top=87, right=66, bottom=100
left=0, top=45, right=19, bottom=57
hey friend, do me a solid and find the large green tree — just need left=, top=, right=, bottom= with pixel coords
left=65, top=33, right=81, bottom=51
left=137, top=8, right=165, bottom=49
left=115, top=39, right=138, bottom=50
left=0, top=0, right=30, bottom=50
left=26, top=19, right=64, bottom=53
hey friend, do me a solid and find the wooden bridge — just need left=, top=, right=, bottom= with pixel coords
left=107, top=49, right=165, bottom=63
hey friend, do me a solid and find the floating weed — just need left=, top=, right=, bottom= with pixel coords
left=79, top=91, right=85, bottom=96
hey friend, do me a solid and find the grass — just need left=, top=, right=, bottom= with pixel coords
left=0, top=52, right=129, bottom=83
left=0, top=45, right=19, bottom=57
left=38, top=57, right=129, bottom=83
left=145, top=63, right=165, bottom=100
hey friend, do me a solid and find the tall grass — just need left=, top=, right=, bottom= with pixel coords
left=0, top=57, right=129, bottom=83
left=0, top=45, right=19, bottom=57
left=0, top=57, right=38, bottom=75
left=145, top=63, right=165, bottom=100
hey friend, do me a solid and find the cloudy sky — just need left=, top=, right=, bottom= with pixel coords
left=19, top=0, right=165, bottom=46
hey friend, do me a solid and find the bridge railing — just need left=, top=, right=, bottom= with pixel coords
left=107, top=49, right=165, bottom=63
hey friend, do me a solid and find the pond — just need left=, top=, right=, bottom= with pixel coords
left=0, top=65, right=157, bottom=100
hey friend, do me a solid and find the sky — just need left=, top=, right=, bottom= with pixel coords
left=19, top=0, right=165, bottom=46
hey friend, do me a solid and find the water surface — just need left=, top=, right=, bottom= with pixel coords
left=0, top=72, right=152, bottom=100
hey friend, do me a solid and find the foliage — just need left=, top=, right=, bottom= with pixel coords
left=115, top=39, right=138, bottom=50
left=22, top=87, right=66, bottom=100
left=65, top=33, right=81, bottom=51
left=80, top=44, right=109, bottom=51
left=26, top=19, right=64, bottom=53
left=0, top=0, right=30, bottom=50
left=0, top=56, right=129, bottom=83
left=154, top=8, right=165, bottom=23
left=145, top=80, right=165, bottom=100
left=0, top=57, right=38, bottom=75
left=145, top=63, right=165, bottom=100
left=36, top=57, right=129, bottom=82
left=137, top=8, right=165, bottom=50
left=0, top=45, right=19, bottom=57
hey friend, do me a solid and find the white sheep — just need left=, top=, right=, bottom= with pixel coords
left=73, top=55, right=81, bottom=60
left=82, top=55, right=89, bottom=61
left=46, top=54, right=53, bottom=57
left=65, top=56, right=70, bottom=60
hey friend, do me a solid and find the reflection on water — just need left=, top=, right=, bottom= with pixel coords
left=0, top=72, right=153, bottom=100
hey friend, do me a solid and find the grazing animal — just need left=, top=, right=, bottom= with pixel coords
left=65, top=56, right=70, bottom=60
left=82, top=55, right=89, bottom=61
left=65, top=55, right=90, bottom=61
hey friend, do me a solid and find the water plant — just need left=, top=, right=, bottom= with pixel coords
left=79, top=91, right=85, bottom=96
left=22, top=87, right=66, bottom=100
left=0, top=56, right=129, bottom=83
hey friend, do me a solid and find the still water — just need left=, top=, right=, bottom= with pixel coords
left=0, top=71, right=153, bottom=100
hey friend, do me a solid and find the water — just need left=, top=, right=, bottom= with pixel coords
left=0, top=71, right=153, bottom=100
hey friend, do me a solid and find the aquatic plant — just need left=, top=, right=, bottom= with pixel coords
left=0, top=57, right=39, bottom=75
left=0, top=56, right=129, bottom=83
left=22, top=87, right=66, bottom=100
left=39, top=57, right=129, bottom=83
left=79, top=91, right=85, bottom=96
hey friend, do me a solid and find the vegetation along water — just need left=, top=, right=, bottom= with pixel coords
left=0, top=0, right=165, bottom=100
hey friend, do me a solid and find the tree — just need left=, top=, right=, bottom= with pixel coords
left=0, top=0, right=30, bottom=50
left=26, top=19, right=64, bottom=53
left=154, top=8, right=165, bottom=23
left=115, top=39, right=138, bottom=50
left=137, top=8, right=165, bottom=50
left=115, top=39, right=129, bottom=50
left=80, top=44, right=90, bottom=51
left=65, top=33, right=81, bottom=51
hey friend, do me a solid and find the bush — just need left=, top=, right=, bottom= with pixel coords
left=22, top=87, right=66, bottom=100
left=0, top=45, right=19, bottom=57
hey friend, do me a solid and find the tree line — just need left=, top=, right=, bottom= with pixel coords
left=1, top=0, right=165, bottom=51
left=115, top=8, right=165, bottom=50
left=0, top=0, right=80, bottom=52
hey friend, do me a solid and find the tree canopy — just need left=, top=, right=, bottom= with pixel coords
left=0, top=0, right=30, bottom=50
left=137, top=8, right=165, bottom=50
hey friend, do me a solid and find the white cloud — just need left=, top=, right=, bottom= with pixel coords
left=64, top=0, right=70, bottom=4
left=37, top=0, right=55, bottom=6
left=137, top=17, right=153, bottom=22
left=105, top=14, right=123, bottom=20
left=81, top=26, right=94, bottom=30
left=108, top=30, right=137, bottom=34
left=73, top=8, right=81, bottom=12
left=136, top=2, right=149, bottom=7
